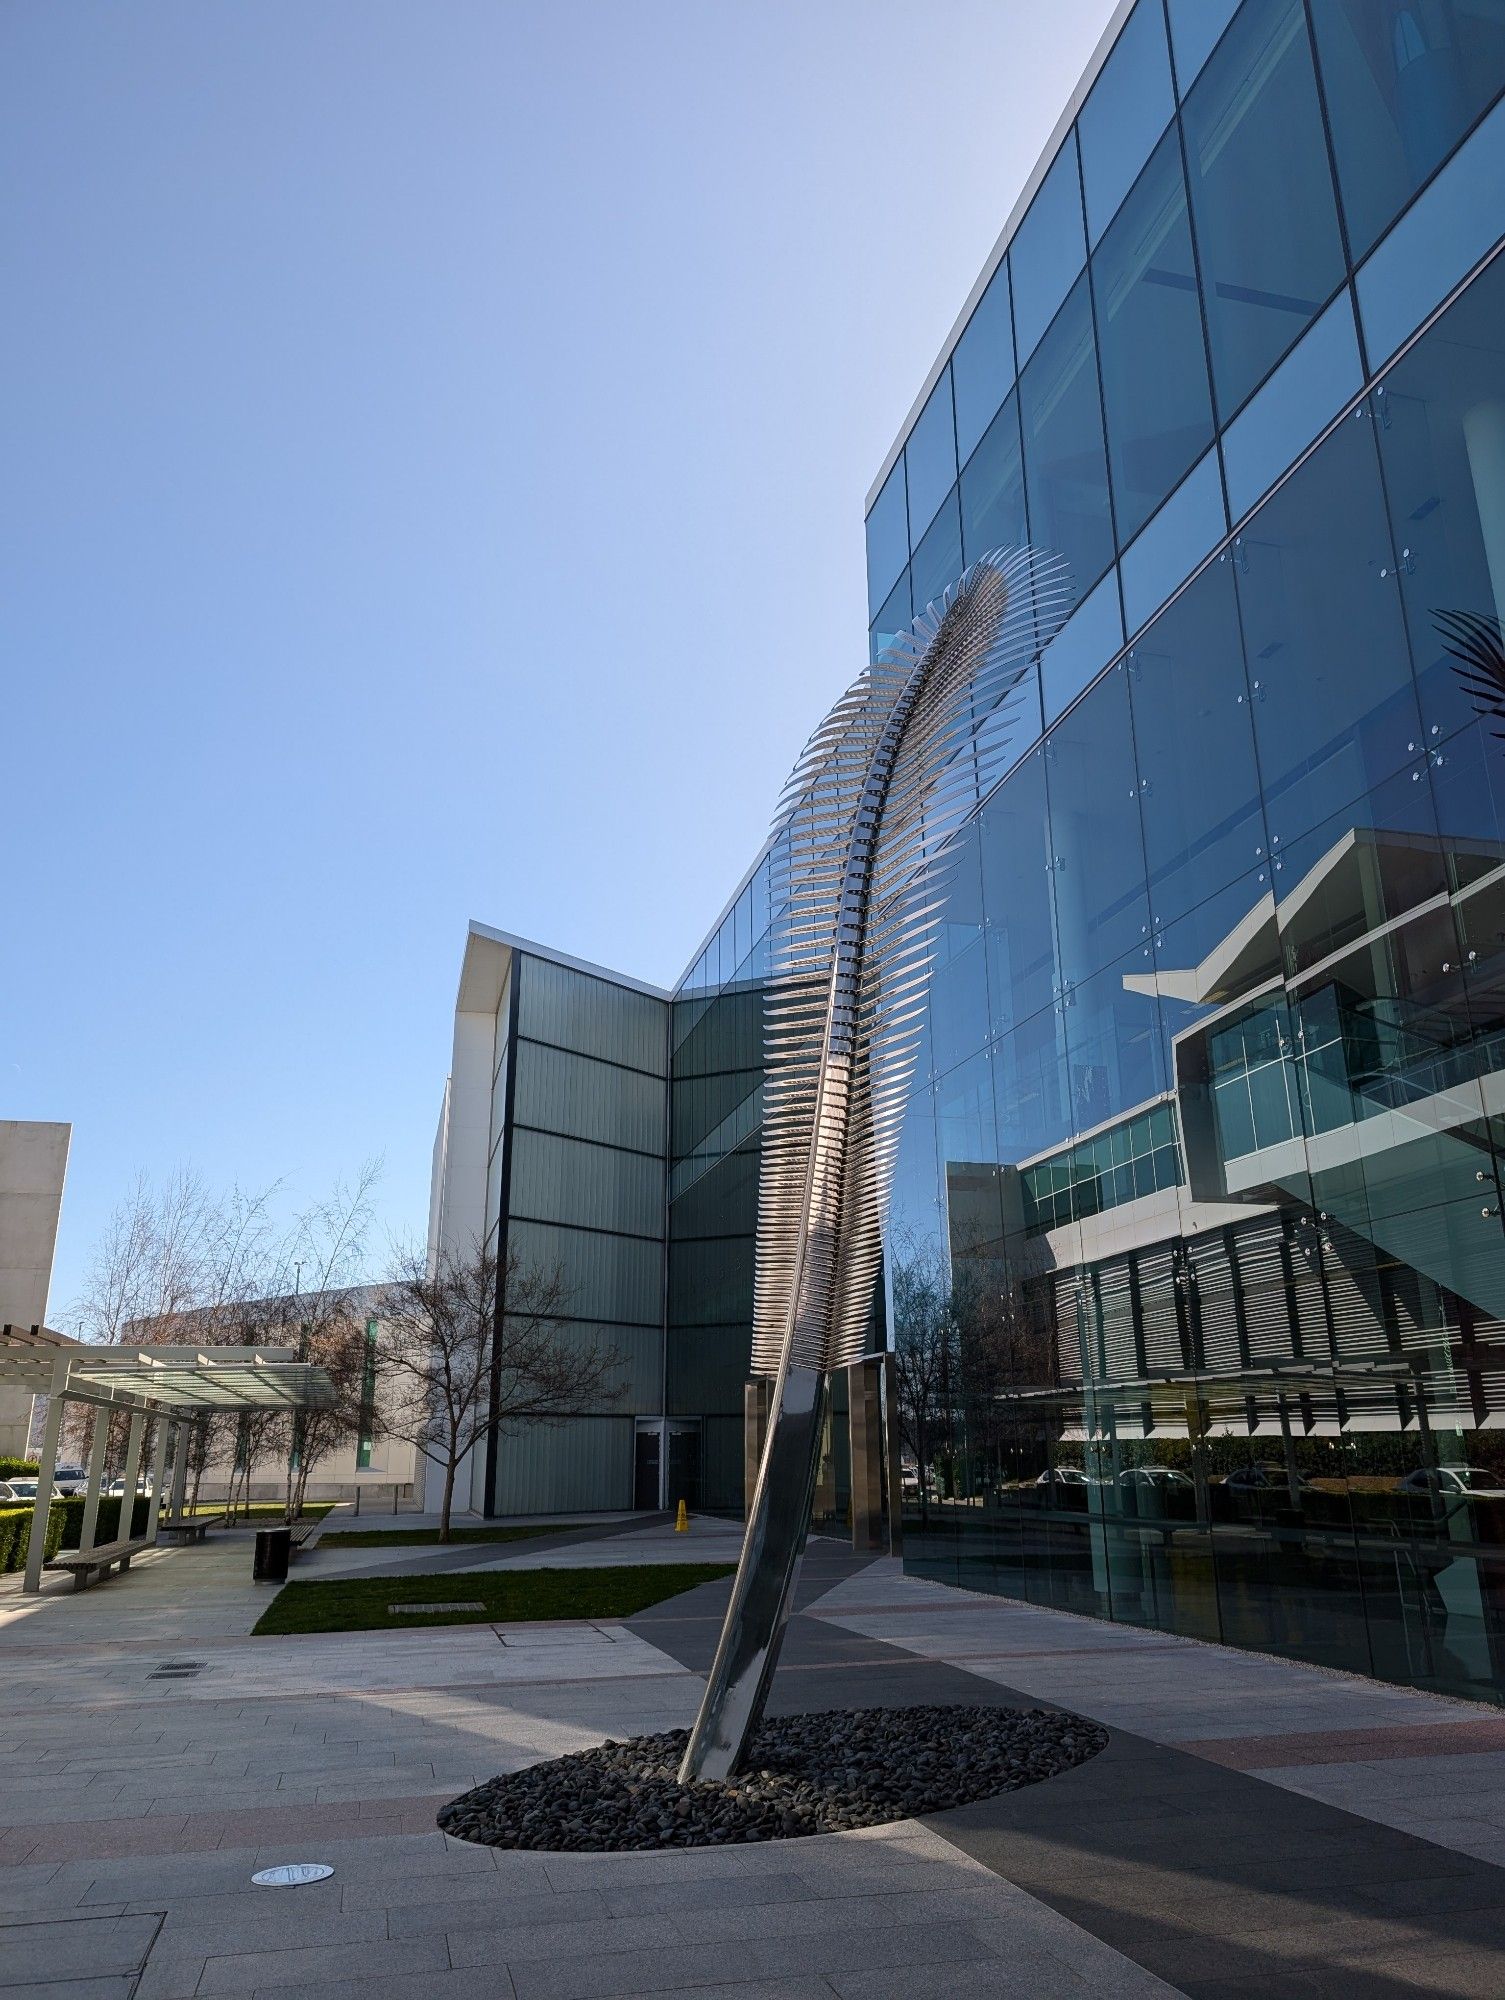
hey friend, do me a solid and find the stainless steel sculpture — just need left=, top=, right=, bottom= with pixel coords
left=679, top=546, right=1073, bottom=1782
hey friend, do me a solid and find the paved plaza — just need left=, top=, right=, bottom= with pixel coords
left=3, top=1516, right=1505, bottom=1998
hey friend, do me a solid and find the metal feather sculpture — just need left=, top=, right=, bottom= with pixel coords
left=679, top=545, right=1074, bottom=1782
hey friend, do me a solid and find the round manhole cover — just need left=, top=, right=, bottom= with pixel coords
left=251, top=1864, right=334, bottom=1888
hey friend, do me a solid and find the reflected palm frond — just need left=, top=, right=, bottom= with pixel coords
left=1435, top=606, right=1505, bottom=739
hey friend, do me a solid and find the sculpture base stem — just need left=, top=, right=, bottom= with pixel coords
left=677, top=1362, right=827, bottom=1782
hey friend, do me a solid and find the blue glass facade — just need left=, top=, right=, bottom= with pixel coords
left=674, top=0, right=1505, bottom=1704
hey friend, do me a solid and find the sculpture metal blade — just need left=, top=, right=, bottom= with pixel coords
left=678, top=547, right=1073, bottom=1783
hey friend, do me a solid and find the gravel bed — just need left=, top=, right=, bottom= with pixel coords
left=438, top=1703, right=1106, bottom=1851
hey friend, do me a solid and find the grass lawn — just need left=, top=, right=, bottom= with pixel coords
left=320, top=1523, right=594, bottom=1549
left=251, top=1562, right=735, bottom=1636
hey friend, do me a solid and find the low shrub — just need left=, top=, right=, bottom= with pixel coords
left=0, top=1456, right=40, bottom=1480
left=0, top=1504, right=67, bottom=1573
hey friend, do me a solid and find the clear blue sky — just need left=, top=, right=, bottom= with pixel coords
left=3, top=0, right=1115, bottom=1318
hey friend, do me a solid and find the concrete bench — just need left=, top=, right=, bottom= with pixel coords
left=157, top=1514, right=226, bottom=1543
left=47, top=1537, right=152, bottom=1591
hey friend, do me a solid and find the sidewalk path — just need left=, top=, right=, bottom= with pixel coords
left=1, top=1520, right=1502, bottom=1998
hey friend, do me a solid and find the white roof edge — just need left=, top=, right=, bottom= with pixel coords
left=464, top=919, right=673, bottom=1003
left=863, top=0, right=1139, bottom=515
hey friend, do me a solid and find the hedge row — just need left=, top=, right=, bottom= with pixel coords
left=0, top=1505, right=66, bottom=1573
left=0, top=1456, right=40, bottom=1479
left=0, top=1497, right=155, bottom=1572
left=52, top=1495, right=150, bottom=1549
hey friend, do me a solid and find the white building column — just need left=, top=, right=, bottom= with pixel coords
left=79, top=1408, right=110, bottom=1553
left=116, top=1411, right=145, bottom=1538
left=144, top=1420, right=171, bottom=1541
left=22, top=1359, right=69, bottom=1593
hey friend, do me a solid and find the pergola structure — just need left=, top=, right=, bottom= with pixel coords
left=0, top=1325, right=335, bottom=1592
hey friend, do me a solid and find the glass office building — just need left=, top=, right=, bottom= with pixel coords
left=857, top=0, right=1505, bottom=1707
left=431, top=0, right=1505, bottom=1705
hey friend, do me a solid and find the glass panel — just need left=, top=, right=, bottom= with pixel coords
left=508, top=1219, right=662, bottom=1326
left=1019, top=273, right=1117, bottom=602
left=1064, top=948, right=1167, bottom=1133
left=508, top=1128, right=664, bottom=1239
left=1120, top=448, right=1227, bottom=635
left=871, top=565, right=913, bottom=660
left=1182, top=0, right=1348, bottom=419
left=905, top=367, right=959, bottom=546
left=512, top=1041, right=665, bottom=1154
left=1040, top=567, right=1124, bottom=726
left=1222, top=290, right=1364, bottom=522
left=1308, top=0, right=1505, bottom=263
left=1044, top=663, right=1151, bottom=988
left=910, top=485, right=963, bottom=612
left=1093, top=125, right=1216, bottom=546
left=1129, top=554, right=1268, bottom=930
left=1233, top=406, right=1423, bottom=855
left=1166, top=0, right=1241, bottom=94
left=1010, top=132, right=1088, bottom=364
left=1356, top=93, right=1505, bottom=369
left=866, top=455, right=909, bottom=618
left=929, top=825, right=990, bottom=1078
left=953, top=258, right=1017, bottom=463
left=1369, top=249, right=1505, bottom=752
left=1078, top=0, right=1176, bottom=242
left=518, top=955, right=667, bottom=1074
left=992, top=1006, right=1074, bottom=1164
left=960, top=389, right=1028, bottom=565
left=980, top=751, right=1058, bottom=1040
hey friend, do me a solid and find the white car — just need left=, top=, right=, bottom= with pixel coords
left=4, top=1478, right=39, bottom=1502
left=104, top=1479, right=153, bottom=1497
left=1399, top=1466, right=1505, bottom=1501
left=52, top=1465, right=90, bottom=1497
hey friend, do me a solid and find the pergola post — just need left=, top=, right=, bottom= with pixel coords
left=169, top=1421, right=190, bottom=1520
left=23, top=1358, right=70, bottom=1592
left=117, top=1410, right=146, bottom=1538
left=144, top=1421, right=171, bottom=1541
left=79, top=1407, right=111, bottom=1553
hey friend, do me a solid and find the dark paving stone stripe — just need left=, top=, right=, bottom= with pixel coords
left=318, top=1513, right=671, bottom=1582
left=629, top=1553, right=1505, bottom=2000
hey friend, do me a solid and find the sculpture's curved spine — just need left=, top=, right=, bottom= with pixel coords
left=678, top=547, right=1073, bottom=1783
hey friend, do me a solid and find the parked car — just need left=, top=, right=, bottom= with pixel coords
left=104, top=1478, right=153, bottom=1497
left=3, top=1479, right=39, bottom=1501
left=1224, top=1463, right=1311, bottom=1492
left=1035, top=1465, right=1092, bottom=1488
left=1398, top=1466, right=1505, bottom=1501
left=52, top=1465, right=90, bottom=1497
left=1118, top=1467, right=1194, bottom=1491
left=0, top=1481, right=19, bottom=1503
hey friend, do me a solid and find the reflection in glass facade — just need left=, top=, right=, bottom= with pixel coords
left=849, top=0, right=1505, bottom=1706
left=432, top=0, right=1505, bottom=1707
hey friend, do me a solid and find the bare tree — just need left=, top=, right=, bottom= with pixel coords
left=375, top=1243, right=624, bottom=1543
left=68, top=1164, right=381, bottom=1516
left=890, top=1236, right=958, bottom=1515
left=256, top=1164, right=382, bottom=1518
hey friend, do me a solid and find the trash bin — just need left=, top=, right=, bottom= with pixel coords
left=253, top=1526, right=292, bottom=1583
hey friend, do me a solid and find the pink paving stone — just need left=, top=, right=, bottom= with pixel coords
left=3, top=1794, right=453, bottom=1864
left=1180, top=1719, right=1505, bottom=1769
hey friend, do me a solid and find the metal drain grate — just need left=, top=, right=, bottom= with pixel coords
left=387, top=1601, right=486, bottom=1616
left=148, top=1659, right=206, bottom=1680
